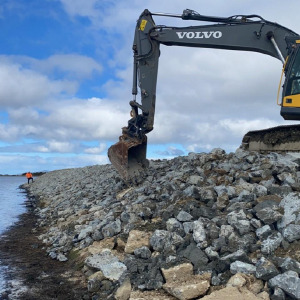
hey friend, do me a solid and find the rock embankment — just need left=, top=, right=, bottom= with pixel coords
left=25, top=148, right=300, bottom=299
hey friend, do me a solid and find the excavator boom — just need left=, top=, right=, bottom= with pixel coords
left=108, top=8, right=300, bottom=182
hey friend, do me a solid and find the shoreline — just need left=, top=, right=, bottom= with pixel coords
left=2, top=149, right=300, bottom=299
left=0, top=187, right=87, bottom=300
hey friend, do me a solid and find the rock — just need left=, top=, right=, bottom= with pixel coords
left=253, top=201, right=283, bottom=225
left=227, top=273, right=264, bottom=295
left=161, top=263, right=193, bottom=282
left=163, top=278, right=210, bottom=300
left=150, top=230, right=183, bottom=253
left=179, top=242, right=208, bottom=269
left=85, top=249, right=127, bottom=281
left=217, top=193, right=229, bottom=210
left=255, top=257, right=279, bottom=281
left=129, top=290, right=176, bottom=299
left=260, top=232, right=283, bottom=255
left=134, top=246, right=152, bottom=259
left=56, top=253, right=68, bottom=262
left=271, top=287, right=285, bottom=300
left=273, top=257, right=300, bottom=274
left=277, top=192, right=300, bottom=230
left=87, top=238, right=115, bottom=255
left=125, top=230, right=152, bottom=254
left=204, top=246, right=219, bottom=260
left=87, top=271, right=105, bottom=293
left=227, top=273, right=247, bottom=287
left=176, top=211, right=193, bottom=222
left=102, top=219, right=122, bottom=238
left=220, top=250, right=250, bottom=265
left=230, top=261, right=256, bottom=275
left=219, top=225, right=234, bottom=238
left=161, top=262, right=210, bottom=299
left=192, top=220, right=206, bottom=243
left=115, top=278, right=131, bottom=300
left=166, top=218, right=184, bottom=234
left=282, top=224, right=300, bottom=242
left=268, top=271, right=300, bottom=299
left=201, top=286, right=264, bottom=300
left=256, top=225, right=272, bottom=240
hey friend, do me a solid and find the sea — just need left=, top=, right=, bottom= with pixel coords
left=0, top=176, right=28, bottom=294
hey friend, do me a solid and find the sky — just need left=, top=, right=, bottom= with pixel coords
left=0, top=0, right=300, bottom=175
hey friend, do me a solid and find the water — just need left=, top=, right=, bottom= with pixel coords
left=0, top=176, right=28, bottom=294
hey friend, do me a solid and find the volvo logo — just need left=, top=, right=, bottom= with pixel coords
left=176, top=31, right=222, bottom=39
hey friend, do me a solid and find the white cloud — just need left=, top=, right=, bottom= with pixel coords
left=38, top=54, right=103, bottom=79
left=59, top=0, right=99, bottom=18
left=84, top=142, right=107, bottom=154
left=45, top=141, right=75, bottom=153
left=0, top=60, right=77, bottom=107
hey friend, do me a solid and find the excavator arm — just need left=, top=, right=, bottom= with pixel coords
left=108, top=9, right=300, bottom=182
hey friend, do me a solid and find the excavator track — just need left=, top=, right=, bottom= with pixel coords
left=241, top=124, right=300, bottom=152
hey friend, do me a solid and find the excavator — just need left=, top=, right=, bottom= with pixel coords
left=108, top=9, right=300, bottom=182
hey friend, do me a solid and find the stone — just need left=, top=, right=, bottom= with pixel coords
left=183, top=222, right=194, bottom=234
left=268, top=271, right=300, bottom=299
left=255, top=257, right=279, bottom=281
left=163, top=278, right=210, bottom=300
left=78, top=225, right=94, bottom=241
left=57, top=253, right=68, bottom=262
left=217, top=194, right=229, bottom=210
left=125, top=230, right=152, bottom=254
left=261, top=232, right=283, bottom=255
left=180, top=243, right=208, bottom=268
left=134, top=246, right=152, bottom=259
left=219, top=225, right=234, bottom=238
left=227, top=273, right=247, bottom=287
left=253, top=200, right=283, bottom=225
left=282, top=224, right=300, bottom=242
left=150, top=230, right=183, bottom=253
left=87, top=238, right=115, bottom=255
left=220, top=250, right=250, bottom=265
left=188, top=175, right=203, bottom=185
left=161, top=263, right=193, bottom=282
left=87, top=271, right=105, bottom=293
left=204, top=246, right=219, bottom=260
left=230, top=261, right=256, bottom=275
left=102, top=219, right=122, bottom=238
left=85, top=249, right=127, bottom=281
left=277, top=192, right=300, bottom=230
left=274, top=257, right=300, bottom=274
left=256, top=225, right=272, bottom=240
left=129, top=290, right=175, bottom=299
left=115, top=278, right=131, bottom=300
left=192, top=220, right=206, bottom=243
left=227, top=210, right=247, bottom=226
left=235, top=219, right=252, bottom=235
left=176, top=210, right=193, bottom=222
left=271, top=287, right=285, bottom=300
left=166, top=218, right=184, bottom=233
left=201, top=286, right=263, bottom=300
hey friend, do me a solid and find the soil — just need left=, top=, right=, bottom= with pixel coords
left=0, top=195, right=88, bottom=300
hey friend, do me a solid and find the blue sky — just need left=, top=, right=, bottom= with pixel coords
left=0, top=0, right=299, bottom=174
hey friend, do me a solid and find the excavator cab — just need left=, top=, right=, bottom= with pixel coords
left=281, top=41, right=300, bottom=120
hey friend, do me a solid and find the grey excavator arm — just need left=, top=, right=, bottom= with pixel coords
left=108, top=9, right=300, bottom=183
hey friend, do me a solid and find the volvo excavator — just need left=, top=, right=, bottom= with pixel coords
left=108, top=9, right=300, bottom=182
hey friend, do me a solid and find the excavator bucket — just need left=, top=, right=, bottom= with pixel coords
left=108, top=133, right=149, bottom=182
